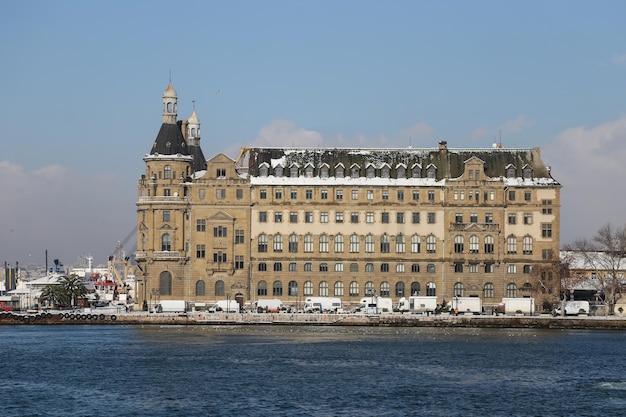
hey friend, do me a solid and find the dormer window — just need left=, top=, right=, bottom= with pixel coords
left=381, top=165, right=390, bottom=178
left=411, top=165, right=421, bottom=178
left=506, top=165, right=516, bottom=178
left=427, top=165, right=436, bottom=179
left=335, top=165, right=344, bottom=178
left=274, top=166, right=284, bottom=177
left=366, top=165, right=375, bottom=178
left=305, top=164, right=314, bottom=178
left=522, top=166, right=533, bottom=179
left=320, top=165, right=329, bottom=178
left=259, top=163, right=269, bottom=177
left=289, top=165, right=299, bottom=178
left=397, top=166, right=406, bottom=179
left=216, top=168, right=226, bottom=179
left=350, top=165, right=360, bottom=179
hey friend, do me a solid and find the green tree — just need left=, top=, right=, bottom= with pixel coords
left=38, top=284, right=69, bottom=308
left=59, top=274, right=88, bottom=308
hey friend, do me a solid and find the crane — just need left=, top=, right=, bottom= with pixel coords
left=107, top=226, right=137, bottom=303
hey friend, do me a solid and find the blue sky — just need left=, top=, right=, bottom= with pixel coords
left=1, top=0, right=625, bottom=267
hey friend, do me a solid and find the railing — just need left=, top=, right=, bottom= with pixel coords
left=137, top=196, right=189, bottom=203
left=449, top=222, right=500, bottom=232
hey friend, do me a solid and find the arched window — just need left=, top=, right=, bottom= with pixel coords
left=426, top=235, right=437, bottom=253
left=350, top=234, right=360, bottom=253
left=195, top=280, right=205, bottom=296
left=258, top=234, right=268, bottom=252
left=215, top=280, right=225, bottom=297
left=288, top=281, right=298, bottom=296
left=507, top=235, right=517, bottom=254
left=273, top=233, right=283, bottom=252
left=304, top=234, right=314, bottom=253
left=380, top=234, right=390, bottom=253
left=380, top=282, right=390, bottom=296
left=289, top=233, right=298, bottom=253
left=349, top=281, right=359, bottom=296
left=411, top=234, right=421, bottom=253
left=426, top=282, right=436, bottom=296
left=319, top=281, right=329, bottom=296
left=334, top=234, right=344, bottom=253
left=319, top=234, right=329, bottom=253
left=484, top=235, right=494, bottom=254
left=396, top=234, right=406, bottom=253
left=411, top=264, right=420, bottom=273
left=257, top=281, right=267, bottom=296
left=483, top=282, right=494, bottom=298
left=365, top=263, right=374, bottom=272
left=365, top=234, right=375, bottom=253
left=454, top=282, right=464, bottom=297
left=161, top=233, right=171, bottom=251
left=334, top=281, right=344, bottom=296
left=523, top=236, right=533, bottom=254
left=365, top=281, right=375, bottom=296
left=469, top=235, right=479, bottom=253
left=411, top=282, right=421, bottom=296
left=273, top=281, right=283, bottom=296
left=454, top=235, right=464, bottom=253
left=159, top=271, right=172, bottom=296
left=396, top=282, right=405, bottom=297
left=506, top=283, right=518, bottom=298
left=303, top=280, right=313, bottom=296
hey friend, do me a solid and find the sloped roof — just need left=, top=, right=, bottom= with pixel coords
left=150, top=123, right=189, bottom=156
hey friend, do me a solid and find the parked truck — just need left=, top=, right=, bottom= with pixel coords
left=303, top=297, right=343, bottom=313
left=555, top=300, right=590, bottom=316
left=256, top=299, right=289, bottom=313
left=154, top=299, right=187, bottom=313
left=359, top=296, right=393, bottom=314
left=450, top=297, right=482, bottom=315
left=500, top=297, right=535, bottom=315
left=397, top=296, right=438, bottom=314
left=208, top=299, right=240, bottom=313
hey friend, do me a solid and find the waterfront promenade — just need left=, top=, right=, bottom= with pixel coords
left=2, top=310, right=626, bottom=329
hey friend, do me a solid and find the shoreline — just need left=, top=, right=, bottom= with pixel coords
left=2, top=311, right=626, bottom=330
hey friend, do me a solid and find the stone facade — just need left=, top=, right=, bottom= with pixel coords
left=134, top=84, right=562, bottom=312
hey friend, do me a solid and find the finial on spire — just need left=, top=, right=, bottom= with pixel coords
left=192, top=100, right=196, bottom=111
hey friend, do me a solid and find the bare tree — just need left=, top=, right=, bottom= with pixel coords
left=567, top=223, right=626, bottom=314
left=532, top=251, right=571, bottom=313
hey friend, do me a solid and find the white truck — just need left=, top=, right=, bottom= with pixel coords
left=555, top=300, right=590, bottom=316
left=397, top=296, right=438, bottom=314
left=256, top=298, right=289, bottom=313
left=500, top=297, right=535, bottom=315
left=450, top=297, right=483, bottom=315
left=359, top=296, right=393, bottom=314
left=303, top=297, right=343, bottom=313
left=208, top=299, right=240, bottom=313
left=154, top=299, right=187, bottom=313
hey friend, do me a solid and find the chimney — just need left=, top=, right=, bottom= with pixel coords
left=438, top=140, right=448, bottom=153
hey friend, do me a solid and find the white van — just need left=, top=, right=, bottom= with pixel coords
left=555, top=301, right=589, bottom=316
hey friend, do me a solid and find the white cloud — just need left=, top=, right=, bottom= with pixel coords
left=543, top=116, right=626, bottom=243
left=252, top=119, right=325, bottom=148
left=472, top=114, right=534, bottom=140
left=398, top=122, right=434, bottom=147
left=613, top=53, right=626, bottom=64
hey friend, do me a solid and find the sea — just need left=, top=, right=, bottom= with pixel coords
left=0, top=325, right=625, bottom=417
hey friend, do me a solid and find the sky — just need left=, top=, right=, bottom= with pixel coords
left=1, top=0, right=626, bottom=268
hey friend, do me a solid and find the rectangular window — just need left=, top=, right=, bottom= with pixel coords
left=336, top=190, right=343, bottom=200
left=508, top=190, right=516, bottom=201
left=508, top=213, right=517, bottom=224
left=274, top=212, right=283, bottom=223
left=199, top=188, right=206, bottom=199
left=382, top=213, right=390, bottom=224
left=397, top=190, right=404, bottom=201
left=196, top=244, right=205, bottom=258
left=335, top=212, right=344, bottom=223
left=524, top=191, right=532, bottom=201
left=321, top=190, right=328, bottom=200
left=396, top=264, right=405, bottom=273
left=352, top=190, right=359, bottom=200
left=470, top=213, right=478, bottom=223
left=524, top=213, right=532, bottom=225
left=469, top=263, right=478, bottom=273
left=289, top=262, right=297, bottom=272
left=213, top=251, right=227, bottom=263
left=542, top=200, right=553, bottom=214
left=412, top=190, right=419, bottom=201
left=235, top=256, right=244, bottom=270
left=306, top=189, right=313, bottom=199
left=304, top=262, right=312, bottom=272
left=455, top=213, right=463, bottom=223
left=484, top=263, right=494, bottom=273
left=273, top=262, right=282, bottom=272
left=163, top=211, right=170, bottom=222
left=216, top=168, right=226, bottom=178
left=396, top=212, right=404, bottom=224
left=289, top=189, right=297, bottom=199
left=236, top=189, right=243, bottom=199
left=260, top=189, right=267, bottom=199
left=334, top=263, right=343, bottom=272
left=490, top=191, right=495, bottom=201
left=366, top=212, right=374, bottom=224
left=367, top=190, right=374, bottom=201
left=305, top=212, right=313, bottom=223
left=196, top=218, right=206, bottom=232
left=542, top=223, right=553, bottom=238
left=216, top=189, right=226, bottom=199
left=259, top=211, right=267, bottom=222
left=290, top=212, right=298, bottom=223
left=542, top=249, right=553, bottom=260
left=351, top=212, right=359, bottom=223
left=320, top=212, right=329, bottom=223
left=507, top=264, right=517, bottom=274
left=275, top=189, right=283, bottom=199
left=428, top=190, right=435, bottom=202
left=213, top=226, right=227, bottom=237
left=235, top=230, right=245, bottom=244
left=412, top=212, right=420, bottom=224
left=485, top=213, right=493, bottom=223
left=382, top=190, right=389, bottom=200
left=427, top=213, right=436, bottom=224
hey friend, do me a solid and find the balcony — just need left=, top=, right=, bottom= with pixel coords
left=450, top=222, right=500, bottom=232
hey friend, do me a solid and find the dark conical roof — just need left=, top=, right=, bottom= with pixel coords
left=189, top=144, right=208, bottom=172
left=150, top=123, right=189, bottom=155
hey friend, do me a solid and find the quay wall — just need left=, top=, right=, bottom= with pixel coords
left=2, top=311, right=626, bottom=330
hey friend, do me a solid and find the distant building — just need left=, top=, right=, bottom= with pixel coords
left=134, top=84, right=562, bottom=310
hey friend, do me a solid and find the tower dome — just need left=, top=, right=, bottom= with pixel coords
left=162, top=83, right=178, bottom=124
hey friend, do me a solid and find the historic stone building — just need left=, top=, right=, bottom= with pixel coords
left=135, top=84, right=562, bottom=311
